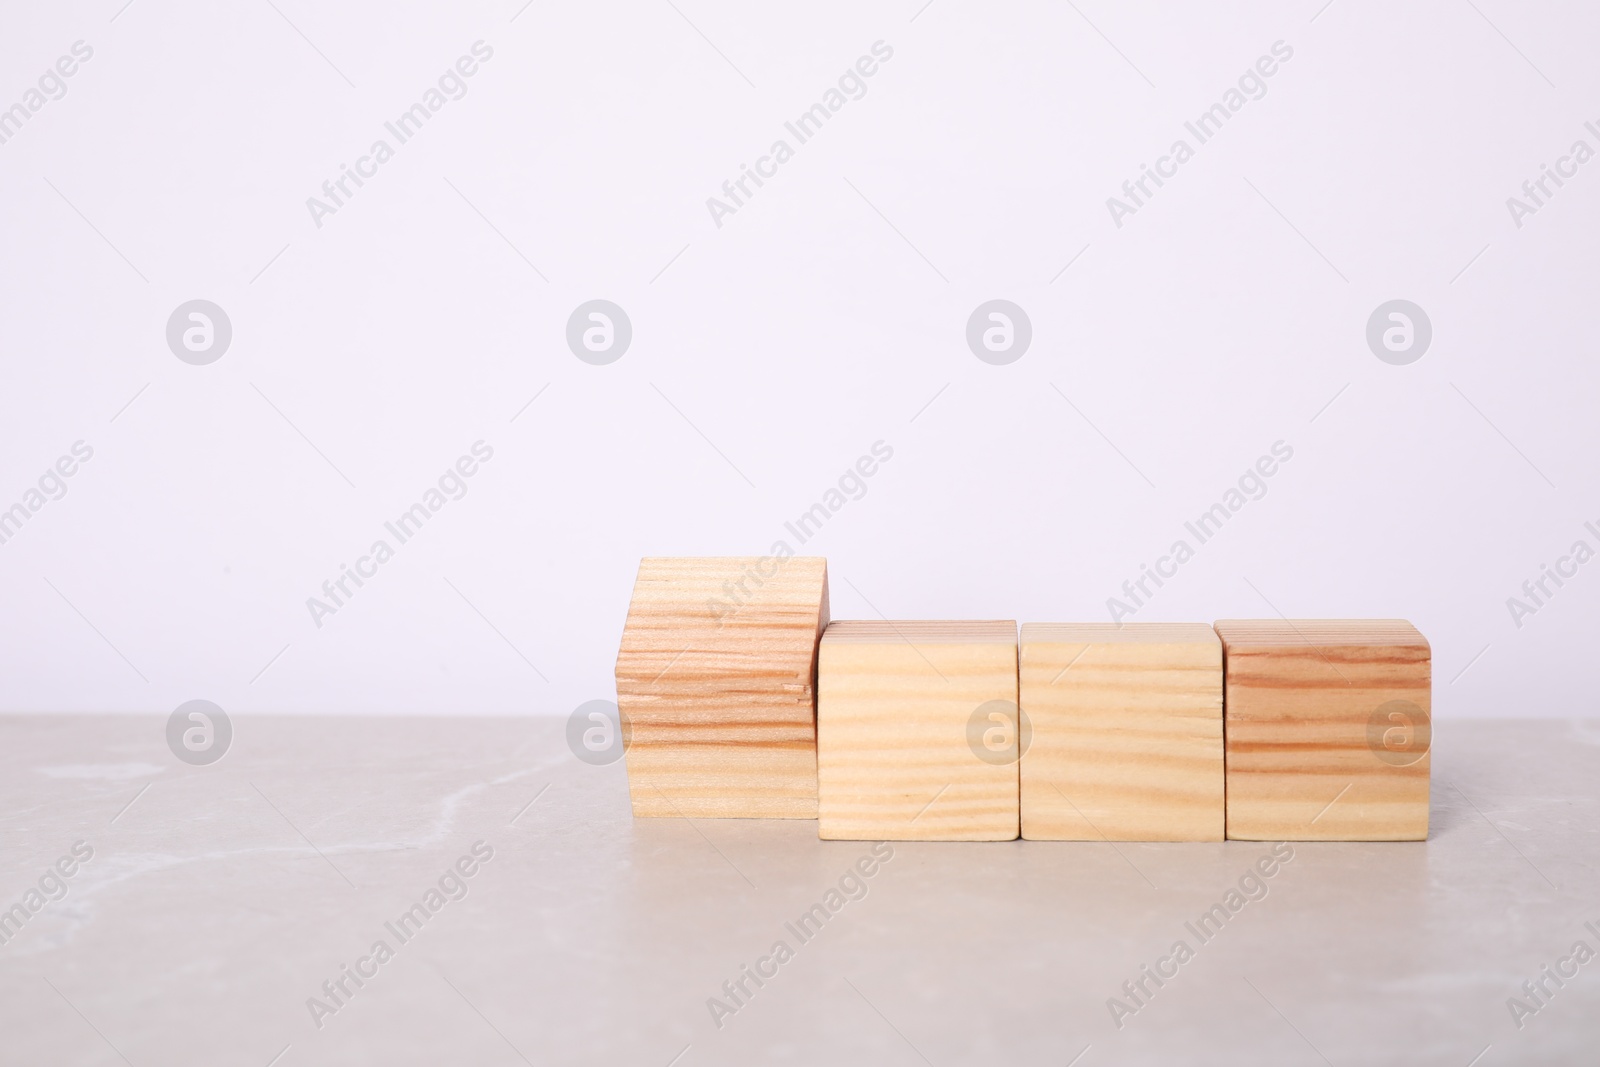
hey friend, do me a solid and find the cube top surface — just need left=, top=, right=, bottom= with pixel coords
left=1214, top=619, right=1428, bottom=651
left=1022, top=622, right=1218, bottom=646
left=822, top=619, right=1016, bottom=645
left=623, top=556, right=826, bottom=615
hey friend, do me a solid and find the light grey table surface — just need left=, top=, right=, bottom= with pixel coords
left=2, top=715, right=1596, bottom=1066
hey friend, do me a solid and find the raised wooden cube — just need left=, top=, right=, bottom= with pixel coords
left=816, top=620, right=1019, bottom=841
left=614, top=556, right=828, bottom=818
left=1019, top=623, right=1223, bottom=841
left=1216, top=619, right=1430, bottom=841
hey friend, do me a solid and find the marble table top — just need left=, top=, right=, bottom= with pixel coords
left=3, top=715, right=1596, bottom=1066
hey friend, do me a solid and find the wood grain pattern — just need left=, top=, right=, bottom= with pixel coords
left=614, top=556, right=828, bottom=818
left=1019, top=623, right=1223, bottom=841
left=1216, top=619, right=1430, bottom=841
left=817, top=620, right=1019, bottom=841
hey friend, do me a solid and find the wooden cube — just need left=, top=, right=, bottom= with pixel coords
left=1019, top=623, right=1223, bottom=841
left=614, top=556, right=828, bottom=818
left=1215, top=619, right=1430, bottom=841
left=816, top=620, right=1019, bottom=841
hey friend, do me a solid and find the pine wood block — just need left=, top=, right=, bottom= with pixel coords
left=614, top=557, right=828, bottom=819
left=1216, top=619, right=1431, bottom=841
left=1019, top=623, right=1223, bottom=841
left=817, top=620, right=1019, bottom=841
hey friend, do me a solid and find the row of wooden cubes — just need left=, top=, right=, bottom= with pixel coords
left=615, top=558, right=1431, bottom=841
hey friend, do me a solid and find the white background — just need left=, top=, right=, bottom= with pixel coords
left=2, top=0, right=1596, bottom=720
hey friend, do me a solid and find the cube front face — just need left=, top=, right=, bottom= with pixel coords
left=1216, top=620, right=1431, bottom=841
left=614, top=556, right=829, bottom=818
left=1020, top=623, right=1224, bottom=841
left=817, top=621, right=1019, bottom=841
